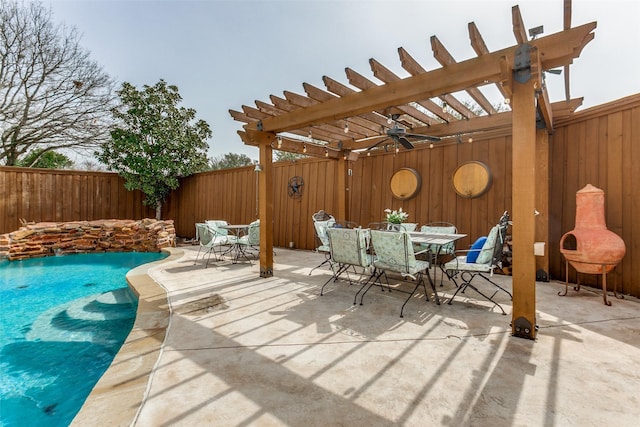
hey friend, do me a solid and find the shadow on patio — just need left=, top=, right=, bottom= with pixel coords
left=84, top=247, right=640, bottom=426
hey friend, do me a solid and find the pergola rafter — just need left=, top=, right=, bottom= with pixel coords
left=230, top=2, right=595, bottom=340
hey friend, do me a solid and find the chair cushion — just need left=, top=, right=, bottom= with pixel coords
left=466, top=236, right=487, bottom=263
left=476, top=226, right=499, bottom=264
left=444, top=256, right=492, bottom=273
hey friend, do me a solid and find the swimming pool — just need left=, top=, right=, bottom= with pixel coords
left=0, top=251, right=167, bottom=426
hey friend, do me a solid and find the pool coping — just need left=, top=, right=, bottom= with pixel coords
left=71, top=247, right=182, bottom=426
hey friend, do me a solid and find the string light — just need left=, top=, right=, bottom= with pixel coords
left=277, top=136, right=282, bottom=148
left=442, top=101, right=448, bottom=113
left=303, top=144, right=307, bottom=153
left=324, top=148, right=329, bottom=157
left=367, top=151, right=371, bottom=156
left=429, top=143, right=434, bottom=149
left=343, top=122, right=349, bottom=133
left=395, top=145, right=400, bottom=154
left=468, top=137, right=473, bottom=143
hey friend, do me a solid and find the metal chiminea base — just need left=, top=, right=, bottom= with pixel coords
left=559, top=259, right=624, bottom=306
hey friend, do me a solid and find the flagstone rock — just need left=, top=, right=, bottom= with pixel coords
left=0, top=219, right=176, bottom=261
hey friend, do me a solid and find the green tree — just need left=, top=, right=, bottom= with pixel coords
left=274, top=150, right=305, bottom=162
left=209, top=153, right=254, bottom=170
left=1, top=1, right=115, bottom=166
left=16, top=148, right=74, bottom=169
left=98, top=80, right=211, bottom=219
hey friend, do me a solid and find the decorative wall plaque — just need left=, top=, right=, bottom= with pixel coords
left=390, top=168, right=421, bottom=200
left=287, top=176, right=304, bottom=198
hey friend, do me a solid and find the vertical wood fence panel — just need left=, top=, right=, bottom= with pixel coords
left=2, top=95, right=638, bottom=296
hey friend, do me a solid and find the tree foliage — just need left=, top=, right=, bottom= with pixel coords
left=209, top=152, right=254, bottom=170
left=274, top=150, right=305, bottom=162
left=98, top=80, right=211, bottom=219
left=16, top=148, right=74, bottom=169
left=0, top=1, right=115, bottom=166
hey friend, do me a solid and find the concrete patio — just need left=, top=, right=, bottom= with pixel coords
left=75, top=246, right=640, bottom=426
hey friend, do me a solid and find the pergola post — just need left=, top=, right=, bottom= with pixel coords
left=535, top=130, right=550, bottom=278
left=336, top=156, right=348, bottom=221
left=510, top=44, right=539, bottom=339
left=258, top=142, right=274, bottom=277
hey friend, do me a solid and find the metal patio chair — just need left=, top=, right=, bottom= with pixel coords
left=443, top=211, right=512, bottom=314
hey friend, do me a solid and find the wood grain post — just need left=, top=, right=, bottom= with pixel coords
left=259, top=141, right=274, bottom=277
left=511, top=47, right=538, bottom=339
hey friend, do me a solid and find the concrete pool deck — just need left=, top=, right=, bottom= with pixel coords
left=73, top=246, right=640, bottom=426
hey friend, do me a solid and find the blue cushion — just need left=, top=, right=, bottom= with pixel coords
left=466, top=236, right=487, bottom=263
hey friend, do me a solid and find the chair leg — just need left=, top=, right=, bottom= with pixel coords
left=320, top=263, right=350, bottom=296
left=400, top=276, right=426, bottom=318
left=309, top=253, right=332, bottom=275
left=357, top=270, right=387, bottom=306
left=447, top=273, right=508, bottom=315
left=194, top=246, right=203, bottom=265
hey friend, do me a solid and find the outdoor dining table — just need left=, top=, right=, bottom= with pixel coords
left=220, top=224, right=251, bottom=264
left=408, top=231, right=467, bottom=287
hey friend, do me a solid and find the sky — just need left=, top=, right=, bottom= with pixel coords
left=43, top=0, right=640, bottom=162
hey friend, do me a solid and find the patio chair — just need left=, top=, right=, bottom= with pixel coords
left=418, top=221, right=458, bottom=286
left=367, top=221, right=403, bottom=231
left=321, top=227, right=373, bottom=296
left=237, top=219, right=260, bottom=261
left=359, top=229, right=436, bottom=318
left=309, top=211, right=336, bottom=275
left=193, top=223, right=229, bottom=267
left=443, top=211, right=512, bottom=315
left=401, top=222, right=418, bottom=232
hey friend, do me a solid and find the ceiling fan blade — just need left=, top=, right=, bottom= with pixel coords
left=366, top=137, right=390, bottom=151
left=405, top=133, right=441, bottom=142
left=398, top=137, right=415, bottom=149
left=356, top=135, right=386, bottom=143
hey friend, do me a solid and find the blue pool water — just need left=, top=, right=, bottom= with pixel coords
left=0, top=252, right=167, bottom=427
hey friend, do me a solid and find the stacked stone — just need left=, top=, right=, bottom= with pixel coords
left=0, top=219, right=176, bottom=261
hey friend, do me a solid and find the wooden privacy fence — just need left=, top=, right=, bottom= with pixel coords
left=1, top=95, right=638, bottom=296
left=0, top=168, right=157, bottom=233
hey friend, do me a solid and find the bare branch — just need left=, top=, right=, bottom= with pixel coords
left=0, top=1, right=116, bottom=165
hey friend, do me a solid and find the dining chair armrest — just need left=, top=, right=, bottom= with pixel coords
left=414, top=247, right=430, bottom=256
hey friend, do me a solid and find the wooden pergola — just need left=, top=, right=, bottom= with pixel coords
left=230, top=4, right=595, bottom=339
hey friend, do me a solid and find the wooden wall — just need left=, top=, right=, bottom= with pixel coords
left=0, top=167, right=156, bottom=232
left=549, top=94, right=640, bottom=294
left=166, top=159, right=341, bottom=250
left=2, top=94, right=638, bottom=295
left=348, top=135, right=512, bottom=252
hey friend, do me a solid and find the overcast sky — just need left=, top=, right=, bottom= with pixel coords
left=44, top=0, right=640, bottom=162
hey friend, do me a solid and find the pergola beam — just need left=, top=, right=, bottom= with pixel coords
left=246, top=22, right=595, bottom=134
left=430, top=35, right=497, bottom=114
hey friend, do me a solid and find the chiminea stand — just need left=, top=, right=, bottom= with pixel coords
left=559, top=259, right=624, bottom=306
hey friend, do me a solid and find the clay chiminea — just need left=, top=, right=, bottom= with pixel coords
left=559, top=184, right=626, bottom=305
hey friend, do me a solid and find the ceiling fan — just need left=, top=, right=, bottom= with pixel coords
left=357, top=115, right=441, bottom=152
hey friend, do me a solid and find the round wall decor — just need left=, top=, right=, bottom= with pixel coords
left=452, top=161, right=492, bottom=198
left=390, top=168, right=421, bottom=200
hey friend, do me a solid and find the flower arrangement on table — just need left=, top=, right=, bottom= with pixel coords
left=384, top=208, right=409, bottom=224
